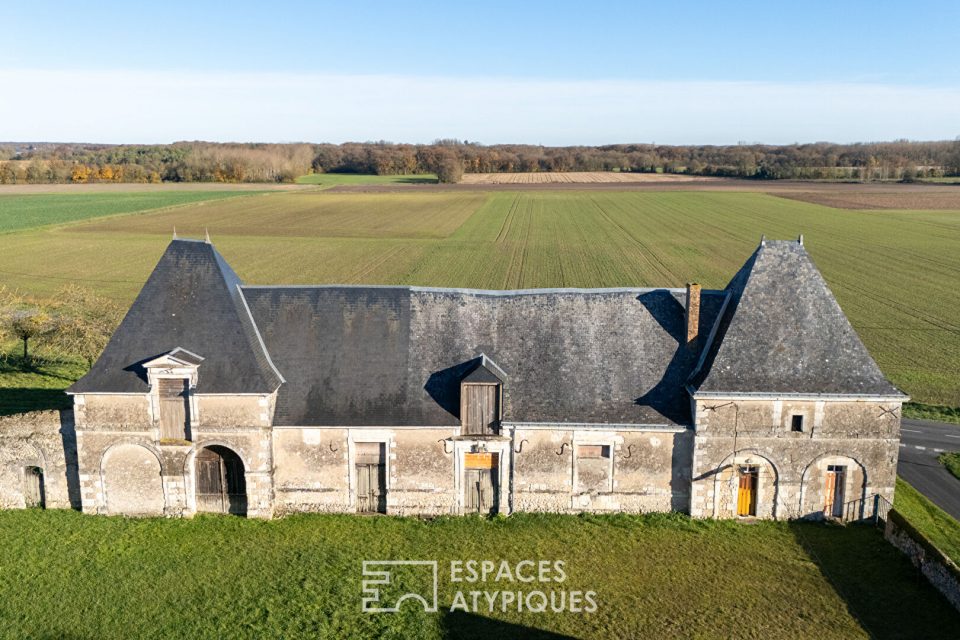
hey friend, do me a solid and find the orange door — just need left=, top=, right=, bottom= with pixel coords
left=737, top=468, right=758, bottom=516
left=824, top=472, right=836, bottom=516
left=825, top=467, right=845, bottom=517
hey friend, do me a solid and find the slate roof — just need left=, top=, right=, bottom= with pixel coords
left=68, top=239, right=283, bottom=394
left=241, top=285, right=726, bottom=427
left=72, top=237, right=904, bottom=425
left=689, top=240, right=906, bottom=398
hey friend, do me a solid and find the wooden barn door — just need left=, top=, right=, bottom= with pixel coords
left=825, top=465, right=846, bottom=518
left=737, top=466, right=758, bottom=517
left=195, top=447, right=247, bottom=516
left=158, top=378, right=190, bottom=440
left=464, top=452, right=499, bottom=515
left=355, top=443, right=386, bottom=514
left=23, top=466, right=45, bottom=509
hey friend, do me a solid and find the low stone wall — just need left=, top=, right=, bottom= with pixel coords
left=884, top=509, right=960, bottom=612
left=0, top=409, right=79, bottom=510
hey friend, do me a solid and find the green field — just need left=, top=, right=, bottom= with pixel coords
left=0, top=191, right=256, bottom=234
left=0, top=188, right=957, bottom=407
left=296, top=172, right=438, bottom=186
left=0, top=510, right=956, bottom=640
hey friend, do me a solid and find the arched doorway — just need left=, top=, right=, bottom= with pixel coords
left=24, top=466, right=45, bottom=508
left=195, top=446, right=247, bottom=516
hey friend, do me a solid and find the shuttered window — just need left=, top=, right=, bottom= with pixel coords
left=461, top=384, right=500, bottom=435
left=158, top=378, right=190, bottom=441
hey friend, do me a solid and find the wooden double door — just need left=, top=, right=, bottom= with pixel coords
left=196, top=446, right=247, bottom=516
left=737, top=466, right=759, bottom=517
left=464, top=452, right=499, bottom=515
left=356, top=443, right=387, bottom=514
left=824, top=465, right=846, bottom=518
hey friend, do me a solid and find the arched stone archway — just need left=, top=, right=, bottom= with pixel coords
left=800, top=454, right=866, bottom=519
left=101, top=444, right=164, bottom=516
left=711, top=451, right=780, bottom=519
left=195, top=445, right=247, bottom=517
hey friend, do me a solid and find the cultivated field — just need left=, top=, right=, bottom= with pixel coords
left=0, top=191, right=257, bottom=233
left=461, top=172, right=716, bottom=184
left=0, top=510, right=957, bottom=639
left=780, top=190, right=960, bottom=210
left=0, top=187, right=958, bottom=407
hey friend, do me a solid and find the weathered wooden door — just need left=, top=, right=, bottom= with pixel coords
left=195, top=447, right=247, bottom=516
left=158, top=378, right=190, bottom=440
left=464, top=453, right=499, bottom=515
left=825, top=465, right=846, bottom=518
left=461, top=384, right=499, bottom=435
left=355, top=443, right=386, bottom=513
left=737, top=467, right=758, bottom=517
left=24, top=466, right=44, bottom=508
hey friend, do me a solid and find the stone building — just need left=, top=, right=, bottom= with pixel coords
left=0, top=236, right=906, bottom=520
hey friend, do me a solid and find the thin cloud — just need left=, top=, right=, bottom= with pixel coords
left=1, top=69, right=957, bottom=145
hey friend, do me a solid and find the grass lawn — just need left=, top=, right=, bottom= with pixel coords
left=0, top=349, right=79, bottom=417
left=903, top=402, right=960, bottom=426
left=938, top=452, right=960, bottom=482
left=295, top=173, right=438, bottom=186
left=0, top=510, right=957, bottom=639
left=893, top=477, right=960, bottom=565
left=0, top=191, right=257, bottom=234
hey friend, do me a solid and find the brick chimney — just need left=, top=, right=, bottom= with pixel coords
left=685, top=283, right=701, bottom=346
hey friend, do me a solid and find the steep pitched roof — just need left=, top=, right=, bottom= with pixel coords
left=690, top=240, right=905, bottom=398
left=241, top=286, right=726, bottom=427
left=68, top=239, right=283, bottom=394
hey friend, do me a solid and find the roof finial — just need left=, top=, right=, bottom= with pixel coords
left=798, top=233, right=804, bottom=246
left=760, top=234, right=766, bottom=246
left=205, top=228, right=211, bottom=244
left=173, top=226, right=177, bottom=240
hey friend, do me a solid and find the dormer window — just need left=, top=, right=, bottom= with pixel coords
left=143, top=347, right=204, bottom=443
left=158, top=378, right=191, bottom=440
left=460, top=355, right=505, bottom=436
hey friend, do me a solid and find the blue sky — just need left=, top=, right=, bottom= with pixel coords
left=2, top=1, right=959, bottom=144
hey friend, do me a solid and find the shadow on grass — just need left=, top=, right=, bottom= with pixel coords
left=791, top=521, right=960, bottom=638
left=0, top=387, right=71, bottom=417
left=442, top=610, right=575, bottom=640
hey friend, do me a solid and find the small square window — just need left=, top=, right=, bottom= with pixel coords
left=791, top=415, right=804, bottom=432
left=577, top=445, right=611, bottom=459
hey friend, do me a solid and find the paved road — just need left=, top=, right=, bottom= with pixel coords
left=898, top=418, right=960, bottom=520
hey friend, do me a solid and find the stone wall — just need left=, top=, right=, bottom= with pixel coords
left=690, top=398, right=900, bottom=519
left=884, top=509, right=960, bottom=612
left=0, top=410, right=79, bottom=510
left=73, top=392, right=275, bottom=518
left=512, top=427, right=691, bottom=514
left=272, top=427, right=461, bottom=516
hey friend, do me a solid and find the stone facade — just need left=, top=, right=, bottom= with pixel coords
left=0, top=410, right=78, bottom=510
left=1, top=396, right=900, bottom=521
left=689, top=398, right=900, bottom=519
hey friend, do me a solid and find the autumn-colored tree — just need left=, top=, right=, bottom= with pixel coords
left=71, top=164, right=90, bottom=183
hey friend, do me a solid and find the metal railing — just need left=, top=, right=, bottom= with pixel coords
left=831, top=493, right=892, bottom=526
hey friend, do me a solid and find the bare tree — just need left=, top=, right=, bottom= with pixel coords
left=0, top=288, right=55, bottom=366
left=48, top=285, right=124, bottom=367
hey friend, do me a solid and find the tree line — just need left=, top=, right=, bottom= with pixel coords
left=1, top=138, right=959, bottom=184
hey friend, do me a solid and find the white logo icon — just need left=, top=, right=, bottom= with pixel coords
left=362, top=560, right=439, bottom=613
